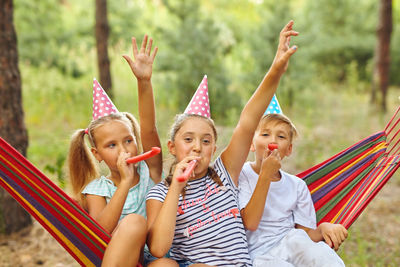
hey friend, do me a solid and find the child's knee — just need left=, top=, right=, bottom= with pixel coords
left=116, top=214, right=147, bottom=237
left=311, top=242, right=345, bottom=267
left=292, top=240, right=344, bottom=266
left=284, top=229, right=344, bottom=266
left=147, top=258, right=179, bottom=267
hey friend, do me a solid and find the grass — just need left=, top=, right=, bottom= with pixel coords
left=18, top=59, right=400, bottom=265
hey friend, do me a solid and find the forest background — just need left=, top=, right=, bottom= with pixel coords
left=1, top=0, right=400, bottom=266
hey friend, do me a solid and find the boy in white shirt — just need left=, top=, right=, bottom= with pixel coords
left=238, top=113, right=348, bottom=267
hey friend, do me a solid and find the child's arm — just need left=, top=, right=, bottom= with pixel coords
left=123, top=35, right=162, bottom=184
left=240, top=149, right=281, bottom=231
left=86, top=152, right=135, bottom=233
left=221, top=21, right=298, bottom=186
left=296, top=223, right=348, bottom=251
left=146, top=156, right=200, bottom=257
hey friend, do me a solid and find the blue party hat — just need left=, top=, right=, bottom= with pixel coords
left=264, top=94, right=282, bottom=114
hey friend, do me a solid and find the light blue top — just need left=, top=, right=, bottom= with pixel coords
left=82, top=161, right=155, bottom=219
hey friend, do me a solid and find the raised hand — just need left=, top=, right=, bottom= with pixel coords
left=271, top=20, right=299, bottom=75
left=123, top=35, right=158, bottom=81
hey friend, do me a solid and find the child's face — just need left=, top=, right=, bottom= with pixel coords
left=252, top=120, right=293, bottom=162
left=168, top=117, right=216, bottom=178
left=91, top=120, right=138, bottom=172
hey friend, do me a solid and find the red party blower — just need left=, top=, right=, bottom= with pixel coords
left=268, top=143, right=278, bottom=151
left=176, top=160, right=197, bottom=182
left=126, top=147, right=161, bottom=164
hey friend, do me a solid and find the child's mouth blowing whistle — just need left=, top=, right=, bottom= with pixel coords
left=268, top=144, right=278, bottom=151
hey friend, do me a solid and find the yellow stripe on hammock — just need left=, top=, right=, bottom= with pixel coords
left=311, top=143, right=387, bottom=195
left=0, top=175, right=95, bottom=267
left=330, top=155, right=393, bottom=224
left=0, top=153, right=108, bottom=248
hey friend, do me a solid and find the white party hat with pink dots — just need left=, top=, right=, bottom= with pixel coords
left=92, top=78, right=118, bottom=120
left=184, top=75, right=210, bottom=118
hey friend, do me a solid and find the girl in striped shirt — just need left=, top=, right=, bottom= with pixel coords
left=146, top=21, right=299, bottom=267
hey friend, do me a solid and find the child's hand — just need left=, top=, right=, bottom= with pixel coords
left=319, top=222, right=348, bottom=251
left=260, top=148, right=281, bottom=181
left=271, top=20, right=299, bottom=76
left=172, top=156, right=201, bottom=188
left=123, top=35, right=158, bottom=81
left=117, top=151, right=135, bottom=187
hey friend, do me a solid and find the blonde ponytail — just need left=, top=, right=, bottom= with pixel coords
left=68, top=129, right=98, bottom=207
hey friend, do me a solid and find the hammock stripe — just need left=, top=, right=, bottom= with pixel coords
left=0, top=174, right=91, bottom=265
left=0, top=137, right=110, bottom=267
left=297, top=109, right=400, bottom=228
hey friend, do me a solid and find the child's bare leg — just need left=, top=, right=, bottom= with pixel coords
left=102, top=214, right=147, bottom=267
left=148, top=258, right=179, bottom=266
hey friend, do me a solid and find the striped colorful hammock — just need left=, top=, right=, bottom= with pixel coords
left=297, top=105, right=400, bottom=228
left=1, top=107, right=400, bottom=266
left=0, top=136, right=110, bottom=266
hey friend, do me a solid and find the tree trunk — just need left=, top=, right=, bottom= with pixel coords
left=373, top=0, right=392, bottom=112
left=95, top=0, right=113, bottom=98
left=0, top=0, right=32, bottom=233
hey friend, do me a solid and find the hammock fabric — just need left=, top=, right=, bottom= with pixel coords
left=0, top=137, right=111, bottom=267
left=1, top=107, right=400, bottom=265
left=297, top=105, right=400, bottom=228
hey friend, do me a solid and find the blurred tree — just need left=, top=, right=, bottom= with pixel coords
left=95, top=0, right=112, bottom=98
left=157, top=0, right=241, bottom=123
left=250, top=1, right=295, bottom=106
left=371, top=0, right=392, bottom=111
left=14, top=0, right=91, bottom=77
left=301, top=0, right=376, bottom=83
left=0, top=0, right=32, bottom=233
left=389, top=1, right=400, bottom=86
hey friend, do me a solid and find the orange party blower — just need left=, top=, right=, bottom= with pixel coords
left=176, top=160, right=197, bottom=182
left=126, top=147, right=161, bottom=164
left=268, top=143, right=278, bottom=151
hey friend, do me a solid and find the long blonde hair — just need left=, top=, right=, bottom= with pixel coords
left=68, top=112, right=141, bottom=206
left=164, top=114, right=222, bottom=197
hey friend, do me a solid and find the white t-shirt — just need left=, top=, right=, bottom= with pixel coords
left=146, top=157, right=252, bottom=266
left=238, top=162, right=316, bottom=260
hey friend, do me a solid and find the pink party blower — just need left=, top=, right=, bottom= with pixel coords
left=126, top=147, right=161, bottom=164
left=176, top=160, right=197, bottom=182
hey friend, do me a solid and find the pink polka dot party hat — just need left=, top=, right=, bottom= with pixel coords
left=184, top=75, right=210, bottom=118
left=92, top=78, right=118, bottom=120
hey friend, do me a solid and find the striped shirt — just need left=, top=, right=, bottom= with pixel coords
left=146, top=157, right=252, bottom=266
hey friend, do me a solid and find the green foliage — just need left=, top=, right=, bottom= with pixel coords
left=14, top=0, right=63, bottom=67
left=45, top=154, right=67, bottom=189
left=300, top=0, right=377, bottom=83
left=14, top=0, right=94, bottom=77
left=108, top=0, right=141, bottom=44
left=154, top=0, right=241, bottom=122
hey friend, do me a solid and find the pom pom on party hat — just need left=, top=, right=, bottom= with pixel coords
left=264, top=94, right=282, bottom=115
left=184, top=75, right=210, bottom=118
left=92, top=78, right=118, bottom=120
